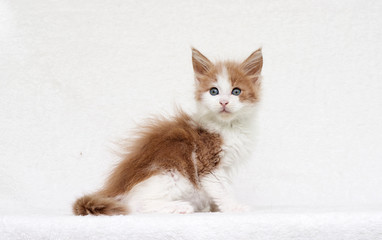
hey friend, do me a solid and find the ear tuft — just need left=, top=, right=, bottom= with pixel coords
left=241, top=48, right=263, bottom=77
left=192, top=48, right=213, bottom=76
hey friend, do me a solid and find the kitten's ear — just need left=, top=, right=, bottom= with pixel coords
left=192, top=48, right=213, bottom=76
left=241, top=48, right=263, bottom=78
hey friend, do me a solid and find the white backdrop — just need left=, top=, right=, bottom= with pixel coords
left=0, top=0, right=381, bottom=215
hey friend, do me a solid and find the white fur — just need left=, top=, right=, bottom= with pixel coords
left=124, top=170, right=211, bottom=214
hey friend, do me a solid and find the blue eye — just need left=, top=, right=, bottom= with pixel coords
left=232, top=88, right=241, bottom=96
left=209, top=87, right=219, bottom=96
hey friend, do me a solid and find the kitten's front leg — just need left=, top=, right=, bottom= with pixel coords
left=201, top=168, right=250, bottom=213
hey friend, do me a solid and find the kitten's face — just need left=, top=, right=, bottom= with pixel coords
left=192, top=48, right=263, bottom=121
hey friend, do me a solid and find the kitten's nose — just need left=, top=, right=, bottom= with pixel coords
left=219, top=100, right=229, bottom=106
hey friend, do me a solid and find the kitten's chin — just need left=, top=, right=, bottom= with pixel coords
left=218, top=111, right=235, bottom=120
left=216, top=105, right=258, bottom=123
left=210, top=108, right=241, bottom=123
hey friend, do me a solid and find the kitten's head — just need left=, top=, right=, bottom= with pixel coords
left=192, top=48, right=263, bottom=122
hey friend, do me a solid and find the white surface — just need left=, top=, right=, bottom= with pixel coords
left=1, top=210, right=382, bottom=240
left=0, top=0, right=382, bottom=216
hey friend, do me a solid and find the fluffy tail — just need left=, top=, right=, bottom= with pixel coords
left=73, top=194, right=128, bottom=216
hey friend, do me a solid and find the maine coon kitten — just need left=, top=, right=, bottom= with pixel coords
left=73, top=48, right=263, bottom=215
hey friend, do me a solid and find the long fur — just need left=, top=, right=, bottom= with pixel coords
left=73, top=194, right=127, bottom=216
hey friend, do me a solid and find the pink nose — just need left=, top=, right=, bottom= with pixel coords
left=220, top=100, right=229, bottom=106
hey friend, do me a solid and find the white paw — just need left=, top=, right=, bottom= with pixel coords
left=169, top=202, right=195, bottom=214
left=220, top=203, right=251, bottom=213
left=156, top=201, right=194, bottom=214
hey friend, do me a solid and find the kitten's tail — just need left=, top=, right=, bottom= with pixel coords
left=72, top=193, right=128, bottom=216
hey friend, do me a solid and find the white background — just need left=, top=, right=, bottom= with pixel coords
left=0, top=0, right=381, bottom=215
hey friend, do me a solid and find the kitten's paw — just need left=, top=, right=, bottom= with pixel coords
left=169, top=202, right=194, bottom=214
left=219, top=203, right=251, bottom=213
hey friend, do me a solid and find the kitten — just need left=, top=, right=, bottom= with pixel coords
left=73, top=48, right=263, bottom=215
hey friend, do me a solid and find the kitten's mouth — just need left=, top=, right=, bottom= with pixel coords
left=220, top=108, right=231, bottom=114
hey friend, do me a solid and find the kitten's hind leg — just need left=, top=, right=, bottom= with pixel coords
left=124, top=170, right=200, bottom=214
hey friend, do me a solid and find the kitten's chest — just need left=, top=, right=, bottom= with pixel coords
left=219, top=127, right=253, bottom=166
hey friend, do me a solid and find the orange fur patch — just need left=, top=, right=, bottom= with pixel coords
left=225, top=61, right=261, bottom=103
left=100, top=112, right=222, bottom=198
